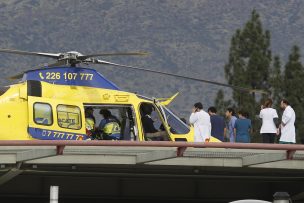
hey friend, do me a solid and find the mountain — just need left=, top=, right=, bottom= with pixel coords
left=0, top=0, right=304, bottom=119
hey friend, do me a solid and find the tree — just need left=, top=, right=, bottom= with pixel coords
left=221, top=9, right=272, bottom=141
left=283, top=45, right=304, bottom=143
left=269, top=55, right=283, bottom=109
left=214, top=90, right=231, bottom=116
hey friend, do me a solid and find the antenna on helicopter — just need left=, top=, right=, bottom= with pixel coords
left=0, top=48, right=269, bottom=95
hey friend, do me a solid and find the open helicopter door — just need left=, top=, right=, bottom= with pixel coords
left=158, top=92, right=179, bottom=106
left=27, top=95, right=88, bottom=140
left=154, top=99, right=193, bottom=142
left=152, top=99, right=171, bottom=140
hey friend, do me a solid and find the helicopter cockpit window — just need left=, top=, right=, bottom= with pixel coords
left=57, top=105, right=81, bottom=130
left=88, top=105, right=137, bottom=141
left=33, top=103, right=53, bottom=126
left=162, top=106, right=190, bottom=134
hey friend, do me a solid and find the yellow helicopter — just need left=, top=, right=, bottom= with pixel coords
left=0, top=48, right=267, bottom=142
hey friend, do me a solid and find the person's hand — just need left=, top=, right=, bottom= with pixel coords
left=159, top=124, right=165, bottom=131
left=192, top=107, right=197, bottom=113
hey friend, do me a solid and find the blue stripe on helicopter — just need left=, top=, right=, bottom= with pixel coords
left=28, top=127, right=90, bottom=140
left=22, top=66, right=120, bottom=90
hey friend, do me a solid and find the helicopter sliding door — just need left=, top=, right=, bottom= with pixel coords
left=28, top=96, right=87, bottom=140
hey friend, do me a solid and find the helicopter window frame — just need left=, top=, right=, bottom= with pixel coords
left=56, top=104, right=82, bottom=130
left=33, top=102, right=53, bottom=126
left=162, top=105, right=190, bottom=134
left=84, top=103, right=139, bottom=141
left=139, top=102, right=167, bottom=139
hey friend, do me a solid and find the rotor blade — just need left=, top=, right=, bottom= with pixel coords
left=8, top=60, right=67, bottom=80
left=78, top=52, right=149, bottom=60
left=8, top=73, right=25, bottom=80
left=0, top=48, right=60, bottom=59
left=95, top=59, right=269, bottom=94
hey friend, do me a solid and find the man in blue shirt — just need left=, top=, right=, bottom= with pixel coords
left=208, top=106, right=225, bottom=141
left=234, top=110, right=252, bottom=143
left=225, top=108, right=237, bottom=142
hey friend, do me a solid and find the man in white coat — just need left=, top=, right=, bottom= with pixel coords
left=189, top=102, right=211, bottom=142
left=279, top=99, right=296, bottom=144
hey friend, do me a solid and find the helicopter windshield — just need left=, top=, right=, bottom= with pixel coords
left=161, top=106, right=190, bottom=134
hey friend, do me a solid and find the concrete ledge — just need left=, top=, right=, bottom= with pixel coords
left=25, top=154, right=138, bottom=165
left=147, top=157, right=242, bottom=167
left=0, top=154, right=16, bottom=164
left=16, top=149, right=57, bottom=162
left=250, top=160, right=304, bottom=170
left=242, top=152, right=286, bottom=166
left=136, top=150, right=176, bottom=164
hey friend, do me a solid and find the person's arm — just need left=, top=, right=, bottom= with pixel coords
left=147, top=117, right=158, bottom=132
left=273, top=118, right=279, bottom=128
left=272, top=110, right=279, bottom=128
left=98, top=120, right=106, bottom=130
left=224, top=127, right=227, bottom=139
left=259, top=109, right=263, bottom=119
left=281, top=108, right=292, bottom=127
left=233, top=120, right=236, bottom=140
left=207, top=116, right=211, bottom=139
left=189, top=112, right=198, bottom=124
left=223, top=118, right=228, bottom=139
left=231, top=117, right=236, bottom=130
left=248, top=120, right=252, bottom=134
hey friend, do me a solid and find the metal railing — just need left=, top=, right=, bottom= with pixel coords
left=0, top=140, right=303, bottom=158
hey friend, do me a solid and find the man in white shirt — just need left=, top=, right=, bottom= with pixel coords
left=189, top=102, right=211, bottom=142
left=279, top=99, right=296, bottom=144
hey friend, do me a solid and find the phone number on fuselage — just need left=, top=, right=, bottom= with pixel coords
left=39, top=72, right=94, bottom=81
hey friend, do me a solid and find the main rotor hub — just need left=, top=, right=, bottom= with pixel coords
left=58, top=52, right=84, bottom=66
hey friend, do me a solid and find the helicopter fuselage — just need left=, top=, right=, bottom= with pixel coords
left=0, top=81, right=192, bottom=141
left=0, top=67, right=218, bottom=142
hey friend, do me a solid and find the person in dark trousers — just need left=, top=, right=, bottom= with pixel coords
left=259, top=98, right=279, bottom=143
left=208, top=106, right=225, bottom=141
